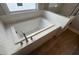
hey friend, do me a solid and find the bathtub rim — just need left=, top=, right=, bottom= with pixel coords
left=15, top=24, right=55, bottom=44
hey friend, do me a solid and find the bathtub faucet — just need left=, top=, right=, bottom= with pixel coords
left=22, top=32, right=28, bottom=43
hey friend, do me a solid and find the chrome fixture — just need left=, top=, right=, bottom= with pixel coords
left=22, top=32, right=28, bottom=43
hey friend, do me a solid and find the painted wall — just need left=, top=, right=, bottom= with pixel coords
left=0, top=4, right=10, bottom=15
left=48, top=3, right=63, bottom=13
left=71, top=16, right=79, bottom=30
left=59, top=3, right=77, bottom=17
left=0, top=4, right=5, bottom=15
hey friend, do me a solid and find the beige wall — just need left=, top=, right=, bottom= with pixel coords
left=0, top=4, right=6, bottom=15
left=48, top=3, right=63, bottom=13
left=71, top=16, right=79, bottom=30
left=38, top=3, right=49, bottom=10
left=38, top=3, right=62, bottom=13
left=59, top=3, right=77, bottom=16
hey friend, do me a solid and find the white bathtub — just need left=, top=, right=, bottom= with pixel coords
left=12, top=19, right=60, bottom=54
left=10, top=11, right=74, bottom=54
left=0, top=10, right=74, bottom=54
left=11, top=17, right=61, bottom=54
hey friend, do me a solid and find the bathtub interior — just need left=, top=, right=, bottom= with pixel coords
left=13, top=17, right=54, bottom=39
left=42, top=11, right=71, bottom=28
left=12, top=11, right=72, bottom=43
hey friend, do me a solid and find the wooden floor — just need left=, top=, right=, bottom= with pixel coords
left=30, top=29, right=79, bottom=55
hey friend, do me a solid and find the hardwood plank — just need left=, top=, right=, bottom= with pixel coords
left=30, top=29, right=79, bottom=55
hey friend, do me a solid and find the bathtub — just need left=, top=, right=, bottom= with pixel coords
left=0, top=10, right=74, bottom=54
left=11, top=11, right=74, bottom=54
left=12, top=17, right=61, bottom=54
